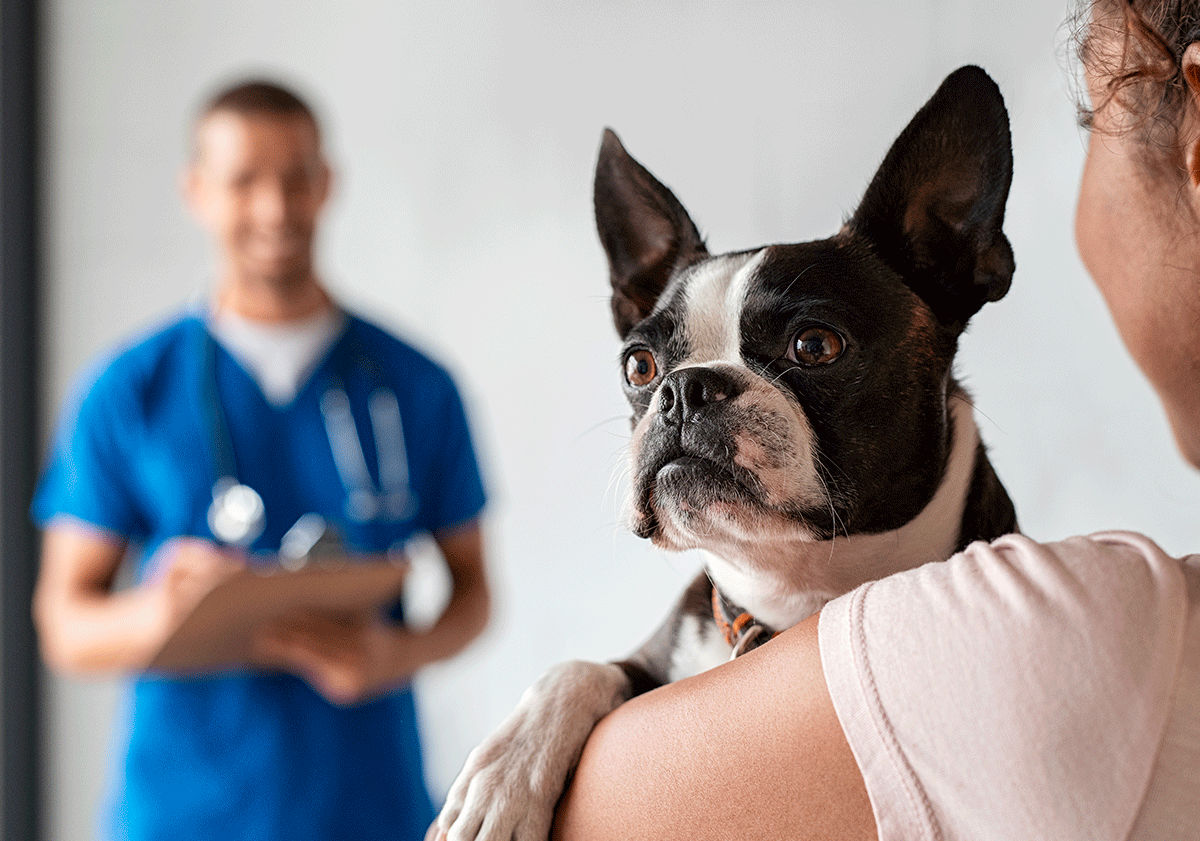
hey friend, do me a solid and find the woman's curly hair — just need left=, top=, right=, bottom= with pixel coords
left=1075, top=0, right=1200, bottom=148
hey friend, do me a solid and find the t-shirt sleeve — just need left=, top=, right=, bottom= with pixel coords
left=818, top=532, right=1189, bottom=841
left=419, top=374, right=487, bottom=535
left=31, top=360, right=148, bottom=540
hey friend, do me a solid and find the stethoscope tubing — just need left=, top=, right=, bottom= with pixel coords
left=203, top=324, right=417, bottom=546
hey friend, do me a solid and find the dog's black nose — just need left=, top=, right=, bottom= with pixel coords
left=657, top=366, right=739, bottom=424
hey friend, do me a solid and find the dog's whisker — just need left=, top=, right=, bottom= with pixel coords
left=815, top=470, right=840, bottom=567
left=605, top=456, right=632, bottom=510
left=574, top=414, right=633, bottom=442
left=764, top=360, right=802, bottom=390
left=811, top=439, right=853, bottom=489
left=776, top=263, right=818, bottom=300
left=950, top=391, right=1003, bottom=432
left=810, top=442, right=852, bottom=548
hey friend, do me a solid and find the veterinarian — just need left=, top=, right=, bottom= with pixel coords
left=549, top=2, right=1200, bottom=839
left=32, top=80, right=490, bottom=841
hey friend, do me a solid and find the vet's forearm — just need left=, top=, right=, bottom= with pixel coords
left=409, top=521, right=491, bottom=667
left=35, top=584, right=163, bottom=674
left=407, top=565, right=490, bottom=666
left=35, top=525, right=167, bottom=674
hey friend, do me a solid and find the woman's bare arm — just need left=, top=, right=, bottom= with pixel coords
left=552, top=612, right=877, bottom=841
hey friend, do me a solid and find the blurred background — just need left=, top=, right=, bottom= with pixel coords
left=3, top=1, right=1200, bottom=839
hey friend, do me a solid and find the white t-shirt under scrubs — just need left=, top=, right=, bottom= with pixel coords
left=819, top=531, right=1200, bottom=841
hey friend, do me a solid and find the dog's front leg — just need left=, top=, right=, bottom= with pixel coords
left=430, top=575, right=711, bottom=841
left=430, top=659, right=630, bottom=841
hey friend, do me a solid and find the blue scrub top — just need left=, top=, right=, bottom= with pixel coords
left=33, top=311, right=487, bottom=841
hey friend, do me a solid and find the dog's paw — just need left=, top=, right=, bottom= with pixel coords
left=432, top=660, right=630, bottom=841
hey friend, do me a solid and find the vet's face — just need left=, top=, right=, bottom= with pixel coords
left=619, top=243, right=951, bottom=551
left=186, top=111, right=330, bottom=287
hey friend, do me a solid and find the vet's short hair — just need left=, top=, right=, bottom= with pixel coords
left=192, top=79, right=322, bottom=155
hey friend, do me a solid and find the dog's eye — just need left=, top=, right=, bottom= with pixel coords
left=624, top=349, right=658, bottom=387
left=790, top=327, right=844, bottom=366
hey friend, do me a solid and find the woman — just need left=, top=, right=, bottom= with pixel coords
left=551, top=3, right=1200, bottom=839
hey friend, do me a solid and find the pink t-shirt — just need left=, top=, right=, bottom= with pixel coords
left=819, top=532, right=1200, bottom=841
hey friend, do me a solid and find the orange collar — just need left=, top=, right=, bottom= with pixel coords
left=711, top=585, right=780, bottom=658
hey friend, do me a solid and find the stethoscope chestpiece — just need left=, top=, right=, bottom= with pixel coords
left=208, top=476, right=266, bottom=548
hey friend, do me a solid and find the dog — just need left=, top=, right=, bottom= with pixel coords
left=431, top=65, right=1018, bottom=841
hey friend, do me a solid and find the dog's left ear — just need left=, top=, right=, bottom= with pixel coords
left=849, top=65, right=1014, bottom=328
left=594, top=129, right=707, bottom=338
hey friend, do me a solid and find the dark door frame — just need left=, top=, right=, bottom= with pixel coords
left=1, top=0, right=44, bottom=839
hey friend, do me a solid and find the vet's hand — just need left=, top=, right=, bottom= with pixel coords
left=253, top=613, right=423, bottom=705
left=142, top=537, right=244, bottom=647
left=431, top=661, right=631, bottom=841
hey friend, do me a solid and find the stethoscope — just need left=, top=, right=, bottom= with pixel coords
left=203, top=327, right=419, bottom=548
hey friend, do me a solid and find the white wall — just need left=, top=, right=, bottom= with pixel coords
left=41, top=1, right=1200, bottom=838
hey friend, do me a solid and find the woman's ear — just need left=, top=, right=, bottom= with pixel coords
left=1180, top=42, right=1200, bottom=186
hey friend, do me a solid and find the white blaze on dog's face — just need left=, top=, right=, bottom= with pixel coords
left=625, top=249, right=825, bottom=552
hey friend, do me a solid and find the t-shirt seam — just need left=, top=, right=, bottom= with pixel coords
left=851, top=581, right=943, bottom=841
left=1116, top=550, right=1191, bottom=841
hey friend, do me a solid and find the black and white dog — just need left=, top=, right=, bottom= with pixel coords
left=433, top=65, right=1018, bottom=841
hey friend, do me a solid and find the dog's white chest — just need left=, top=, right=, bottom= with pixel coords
left=667, top=613, right=733, bottom=682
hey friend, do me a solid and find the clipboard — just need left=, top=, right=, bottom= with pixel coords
left=147, top=558, right=409, bottom=674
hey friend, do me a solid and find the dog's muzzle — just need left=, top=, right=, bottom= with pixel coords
left=631, top=366, right=769, bottom=539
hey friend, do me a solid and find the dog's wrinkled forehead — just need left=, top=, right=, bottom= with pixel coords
left=654, top=249, right=768, bottom=367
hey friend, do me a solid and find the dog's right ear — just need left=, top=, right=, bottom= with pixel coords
left=594, top=129, right=707, bottom=338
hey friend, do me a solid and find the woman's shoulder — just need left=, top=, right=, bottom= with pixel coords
left=829, top=529, right=1194, bottom=721
left=990, top=528, right=1193, bottom=571
left=819, top=530, right=1196, bottom=841
left=945, top=529, right=1190, bottom=612
left=844, top=530, right=1193, bottom=627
